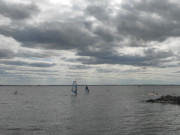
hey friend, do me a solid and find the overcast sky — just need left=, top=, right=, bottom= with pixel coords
left=0, top=0, right=180, bottom=85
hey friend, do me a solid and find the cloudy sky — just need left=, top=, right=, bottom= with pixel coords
left=0, top=0, right=180, bottom=85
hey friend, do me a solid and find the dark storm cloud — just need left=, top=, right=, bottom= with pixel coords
left=29, top=62, right=55, bottom=67
left=0, top=60, right=56, bottom=67
left=0, top=0, right=39, bottom=20
left=83, top=0, right=180, bottom=42
left=84, top=0, right=180, bottom=43
left=93, top=26, right=115, bottom=42
left=0, top=49, right=15, bottom=59
left=85, top=5, right=110, bottom=22
left=133, top=0, right=180, bottom=21
left=83, top=21, right=93, bottom=30
left=117, top=0, right=180, bottom=42
left=77, top=48, right=173, bottom=67
left=0, top=22, right=98, bottom=50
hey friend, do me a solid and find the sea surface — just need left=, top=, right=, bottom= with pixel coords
left=0, top=85, right=180, bottom=135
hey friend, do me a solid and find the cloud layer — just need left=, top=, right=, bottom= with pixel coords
left=0, top=0, right=39, bottom=20
left=0, top=0, right=180, bottom=84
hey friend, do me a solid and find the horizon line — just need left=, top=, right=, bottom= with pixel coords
left=0, top=84, right=180, bottom=86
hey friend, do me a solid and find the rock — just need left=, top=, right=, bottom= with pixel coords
left=145, top=95, right=180, bottom=104
left=146, top=99, right=155, bottom=102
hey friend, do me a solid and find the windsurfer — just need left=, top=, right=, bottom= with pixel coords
left=85, top=85, right=89, bottom=92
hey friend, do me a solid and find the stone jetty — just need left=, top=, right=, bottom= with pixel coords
left=146, top=95, right=180, bottom=104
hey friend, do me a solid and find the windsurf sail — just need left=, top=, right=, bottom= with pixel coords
left=72, top=81, right=77, bottom=94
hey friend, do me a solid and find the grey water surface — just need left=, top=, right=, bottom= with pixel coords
left=0, top=85, right=180, bottom=135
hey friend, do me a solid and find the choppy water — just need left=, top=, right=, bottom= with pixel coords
left=0, top=85, right=180, bottom=135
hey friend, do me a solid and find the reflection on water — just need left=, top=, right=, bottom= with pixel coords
left=0, top=85, right=180, bottom=135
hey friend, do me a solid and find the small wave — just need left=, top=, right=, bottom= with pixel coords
left=25, top=106, right=34, bottom=109
left=7, top=128, right=21, bottom=131
left=1, top=102, right=9, bottom=104
left=6, top=127, right=42, bottom=131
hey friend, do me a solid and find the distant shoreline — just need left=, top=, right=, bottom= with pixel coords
left=0, top=84, right=180, bottom=86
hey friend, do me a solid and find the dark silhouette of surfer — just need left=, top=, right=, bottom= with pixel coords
left=85, top=85, right=89, bottom=93
left=14, top=91, right=17, bottom=95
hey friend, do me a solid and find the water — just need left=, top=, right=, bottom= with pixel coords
left=0, top=85, right=180, bottom=135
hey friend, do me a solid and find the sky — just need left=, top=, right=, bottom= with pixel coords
left=0, top=0, right=180, bottom=85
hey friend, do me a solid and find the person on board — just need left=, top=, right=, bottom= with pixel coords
left=74, top=89, right=77, bottom=94
left=15, top=91, right=17, bottom=95
left=85, top=85, right=89, bottom=92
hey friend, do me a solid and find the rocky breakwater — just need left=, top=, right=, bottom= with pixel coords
left=146, top=95, right=180, bottom=104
